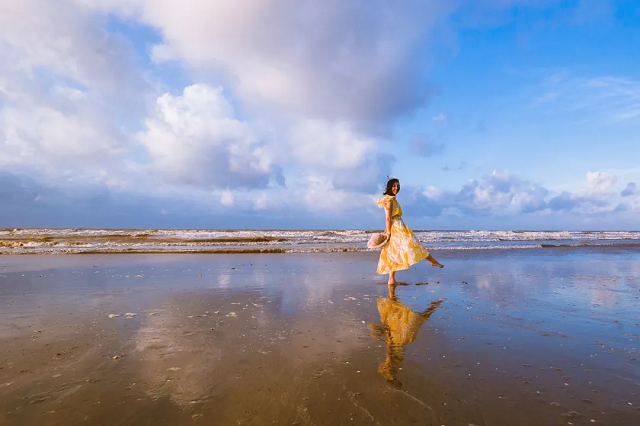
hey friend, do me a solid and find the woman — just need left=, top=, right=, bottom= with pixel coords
left=377, top=178, right=443, bottom=284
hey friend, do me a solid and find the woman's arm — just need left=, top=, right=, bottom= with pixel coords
left=384, top=202, right=392, bottom=235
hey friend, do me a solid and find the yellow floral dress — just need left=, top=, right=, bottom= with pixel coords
left=376, top=195, right=429, bottom=274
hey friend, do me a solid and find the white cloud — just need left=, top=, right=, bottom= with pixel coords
left=0, top=0, right=147, bottom=185
left=423, top=186, right=443, bottom=199
left=402, top=168, right=635, bottom=222
left=460, top=170, right=525, bottom=210
left=432, top=113, right=447, bottom=122
left=221, top=190, right=234, bottom=207
left=0, top=105, right=126, bottom=169
left=424, top=170, right=551, bottom=215
left=586, top=171, right=616, bottom=192
left=0, top=0, right=146, bottom=107
left=299, top=175, right=371, bottom=211
left=137, top=84, right=278, bottom=189
left=91, top=0, right=454, bottom=122
left=253, top=192, right=280, bottom=211
left=289, top=120, right=376, bottom=169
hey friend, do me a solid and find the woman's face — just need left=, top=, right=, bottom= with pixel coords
left=391, top=181, right=400, bottom=195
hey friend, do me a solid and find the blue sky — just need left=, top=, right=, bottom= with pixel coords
left=0, top=0, right=639, bottom=230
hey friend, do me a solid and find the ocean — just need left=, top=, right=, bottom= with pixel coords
left=2, top=228, right=639, bottom=254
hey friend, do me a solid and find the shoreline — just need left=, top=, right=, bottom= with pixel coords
left=3, top=228, right=640, bottom=256
left=3, top=243, right=640, bottom=256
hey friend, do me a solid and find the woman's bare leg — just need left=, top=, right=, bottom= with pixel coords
left=427, top=254, right=444, bottom=268
left=388, top=270, right=396, bottom=285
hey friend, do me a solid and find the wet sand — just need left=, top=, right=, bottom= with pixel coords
left=1, top=249, right=639, bottom=425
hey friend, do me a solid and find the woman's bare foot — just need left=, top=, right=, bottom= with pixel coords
left=426, top=254, right=444, bottom=268
left=430, top=260, right=444, bottom=268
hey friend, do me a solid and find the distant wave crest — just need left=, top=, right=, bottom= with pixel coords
left=1, top=229, right=639, bottom=255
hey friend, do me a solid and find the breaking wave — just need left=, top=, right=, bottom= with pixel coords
left=1, top=229, right=639, bottom=255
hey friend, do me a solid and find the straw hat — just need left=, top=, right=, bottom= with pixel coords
left=367, top=232, right=389, bottom=249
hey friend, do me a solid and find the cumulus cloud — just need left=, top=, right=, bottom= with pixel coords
left=423, top=186, right=443, bottom=199
left=3, top=0, right=405, bottom=220
left=0, top=0, right=146, bottom=108
left=1, top=104, right=127, bottom=172
left=586, top=171, right=616, bottom=192
left=220, top=190, right=234, bottom=207
left=330, top=152, right=395, bottom=194
left=295, top=174, right=372, bottom=212
left=75, top=0, right=438, bottom=212
left=137, top=84, right=282, bottom=189
left=286, top=119, right=394, bottom=196
left=454, top=170, right=549, bottom=213
left=621, top=182, right=636, bottom=197
left=398, top=171, right=552, bottom=220
left=289, top=120, right=376, bottom=169
left=517, top=185, right=551, bottom=214
left=252, top=192, right=274, bottom=211
left=390, top=167, right=640, bottom=229
left=128, top=0, right=454, bottom=122
left=0, top=0, right=147, bottom=185
left=547, top=191, right=606, bottom=212
left=440, top=170, right=624, bottom=216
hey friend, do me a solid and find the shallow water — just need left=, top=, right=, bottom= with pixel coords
left=1, top=249, right=639, bottom=425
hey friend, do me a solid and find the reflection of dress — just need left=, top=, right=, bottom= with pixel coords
left=376, top=195, right=430, bottom=274
left=377, top=297, right=431, bottom=346
left=370, top=297, right=443, bottom=387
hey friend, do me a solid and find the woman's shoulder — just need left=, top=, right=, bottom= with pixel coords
left=377, top=195, right=395, bottom=208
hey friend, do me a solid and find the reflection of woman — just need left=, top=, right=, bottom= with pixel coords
left=377, top=179, right=443, bottom=285
left=369, top=285, right=443, bottom=388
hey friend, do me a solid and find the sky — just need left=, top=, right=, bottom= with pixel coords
left=0, top=0, right=639, bottom=230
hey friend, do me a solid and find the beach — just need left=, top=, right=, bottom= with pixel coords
left=1, top=248, right=639, bottom=425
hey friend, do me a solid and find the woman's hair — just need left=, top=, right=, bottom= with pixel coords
left=383, top=178, right=400, bottom=196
